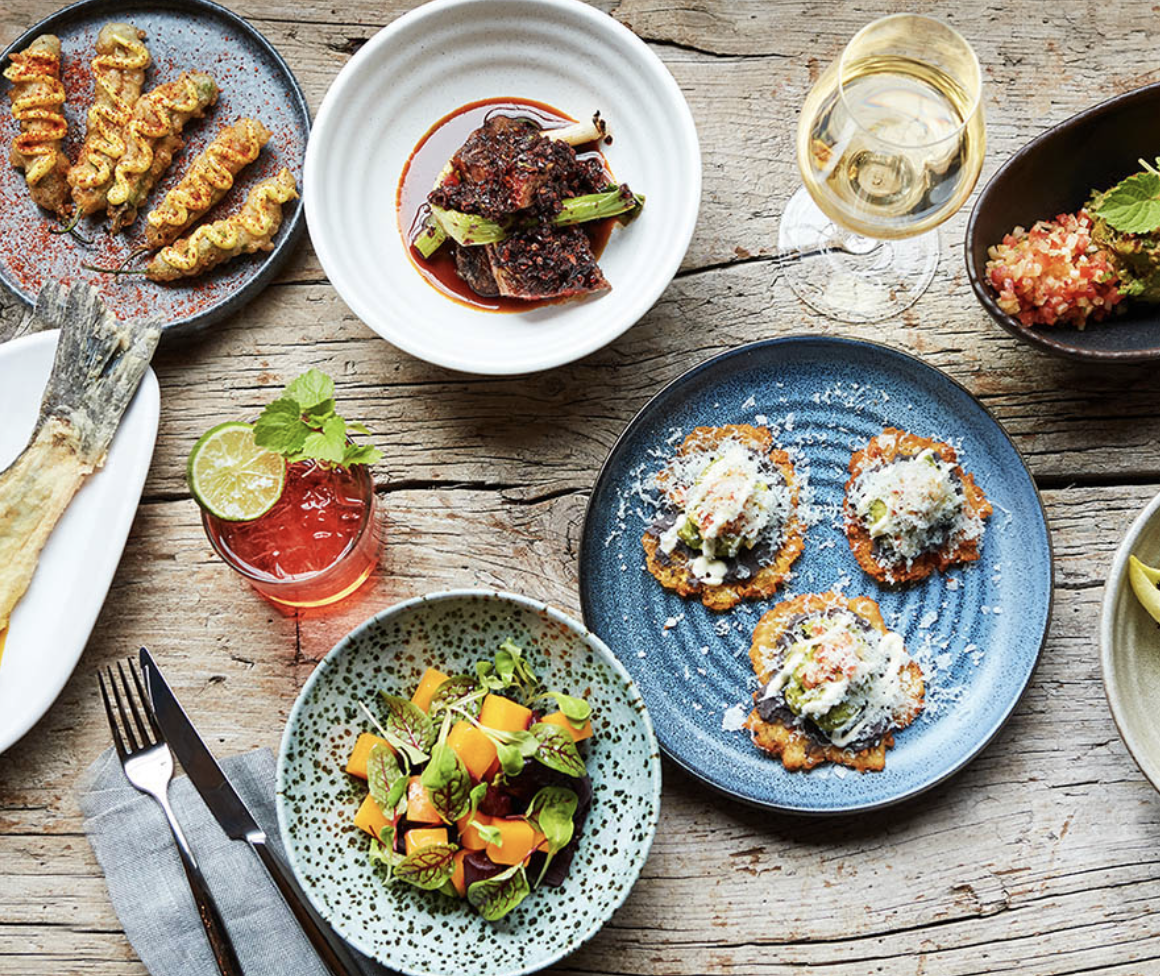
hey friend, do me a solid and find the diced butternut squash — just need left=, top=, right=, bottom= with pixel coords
left=411, top=667, right=451, bottom=712
left=406, top=776, right=442, bottom=824
left=404, top=826, right=448, bottom=856
left=447, top=720, right=498, bottom=781
left=345, top=732, right=395, bottom=779
left=486, top=818, right=538, bottom=866
left=479, top=694, right=533, bottom=733
left=456, top=812, right=492, bottom=851
left=354, top=794, right=390, bottom=839
left=541, top=710, right=593, bottom=742
left=450, top=849, right=468, bottom=897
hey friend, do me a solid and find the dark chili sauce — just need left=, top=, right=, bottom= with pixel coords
left=396, top=97, right=616, bottom=313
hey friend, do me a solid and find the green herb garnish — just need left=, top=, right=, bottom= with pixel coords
left=394, top=843, right=460, bottom=890
left=467, top=864, right=532, bottom=921
left=252, top=368, right=383, bottom=467
left=1093, top=158, right=1160, bottom=234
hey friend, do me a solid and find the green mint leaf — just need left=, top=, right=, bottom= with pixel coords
left=366, top=744, right=407, bottom=819
left=393, top=842, right=459, bottom=890
left=529, top=722, right=586, bottom=777
left=378, top=693, right=435, bottom=765
left=284, top=368, right=335, bottom=410
left=1094, top=171, right=1160, bottom=234
left=343, top=443, right=383, bottom=466
left=420, top=743, right=472, bottom=823
left=302, top=398, right=336, bottom=425
left=298, top=415, right=347, bottom=465
left=428, top=675, right=484, bottom=721
left=467, top=863, right=531, bottom=921
left=253, top=399, right=309, bottom=454
left=347, top=420, right=372, bottom=436
left=547, top=691, right=591, bottom=727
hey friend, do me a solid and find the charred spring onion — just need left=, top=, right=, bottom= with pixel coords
left=418, top=186, right=644, bottom=257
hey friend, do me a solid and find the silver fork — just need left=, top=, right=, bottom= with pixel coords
left=99, top=660, right=243, bottom=976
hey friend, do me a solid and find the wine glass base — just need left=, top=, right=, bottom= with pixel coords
left=777, top=187, right=939, bottom=324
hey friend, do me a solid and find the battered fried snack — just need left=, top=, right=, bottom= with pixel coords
left=144, top=116, right=271, bottom=249
left=844, top=428, right=991, bottom=585
left=3, top=34, right=70, bottom=216
left=642, top=424, right=805, bottom=612
left=145, top=167, right=297, bottom=280
left=67, top=23, right=151, bottom=220
left=744, top=592, right=925, bottom=773
left=107, top=71, right=219, bottom=232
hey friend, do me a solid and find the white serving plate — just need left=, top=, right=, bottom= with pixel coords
left=305, top=0, right=701, bottom=375
left=0, top=331, right=159, bottom=755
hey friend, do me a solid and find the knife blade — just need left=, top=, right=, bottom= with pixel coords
left=141, top=647, right=364, bottom=976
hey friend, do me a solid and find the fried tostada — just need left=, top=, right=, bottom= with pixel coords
left=744, top=592, right=925, bottom=773
left=844, top=427, right=991, bottom=585
left=642, top=424, right=806, bottom=611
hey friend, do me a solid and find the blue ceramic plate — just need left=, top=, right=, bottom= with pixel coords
left=579, top=337, right=1052, bottom=814
left=276, top=590, right=661, bottom=976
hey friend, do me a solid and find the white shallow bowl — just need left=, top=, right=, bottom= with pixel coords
left=305, top=0, right=701, bottom=375
left=1101, top=490, right=1160, bottom=790
left=0, top=331, right=159, bottom=754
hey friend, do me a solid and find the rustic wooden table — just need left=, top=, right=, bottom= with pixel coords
left=3, top=1, right=1160, bottom=973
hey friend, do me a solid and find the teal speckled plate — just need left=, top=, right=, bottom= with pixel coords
left=276, top=590, right=661, bottom=976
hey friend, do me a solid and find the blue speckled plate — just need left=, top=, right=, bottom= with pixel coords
left=579, top=337, right=1052, bottom=814
left=276, top=590, right=661, bottom=976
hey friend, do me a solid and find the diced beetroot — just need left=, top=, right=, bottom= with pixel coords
left=478, top=782, right=514, bottom=818
left=463, top=850, right=504, bottom=890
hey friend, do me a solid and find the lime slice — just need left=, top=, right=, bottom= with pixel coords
left=187, top=422, right=286, bottom=521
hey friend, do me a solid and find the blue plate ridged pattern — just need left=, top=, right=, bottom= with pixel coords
left=579, top=337, right=1052, bottom=814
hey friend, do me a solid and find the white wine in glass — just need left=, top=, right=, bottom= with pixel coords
left=779, top=14, right=984, bottom=322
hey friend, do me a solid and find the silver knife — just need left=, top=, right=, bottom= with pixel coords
left=140, top=647, right=364, bottom=976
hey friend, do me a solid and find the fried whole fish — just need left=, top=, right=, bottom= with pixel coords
left=0, top=283, right=160, bottom=632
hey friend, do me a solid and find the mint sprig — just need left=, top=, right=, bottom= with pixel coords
left=253, top=368, right=383, bottom=467
left=1093, top=158, right=1160, bottom=235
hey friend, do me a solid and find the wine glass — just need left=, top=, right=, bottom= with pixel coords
left=777, top=14, right=985, bottom=323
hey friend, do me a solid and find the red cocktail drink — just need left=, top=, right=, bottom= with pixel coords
left=202, top=460, right=380, bottom=609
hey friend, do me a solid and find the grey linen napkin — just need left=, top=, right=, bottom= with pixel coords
left=78, top=746, right=388, bottom=976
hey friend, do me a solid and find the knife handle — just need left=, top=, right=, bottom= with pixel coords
left=247, top=832, right=363, bottom=976
left=158, top=794, right=243, bottom=976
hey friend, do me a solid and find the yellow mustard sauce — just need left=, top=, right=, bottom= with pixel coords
left=147, top=120, right=266, bottom=230
left=108, top=75, right=203, bottom=206
left=3, top=50, right=67, bottom=185
left=71, top=31, right=149, bottom=189
left=157, top=171, right=298, bottom=272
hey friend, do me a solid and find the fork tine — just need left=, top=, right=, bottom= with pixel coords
left=107, top=665, right=140, bottom=753
left=127, top=658, right=162, bottom=740
left=117, top=660, right=152, bottom=748
left=98, top=671, right=128, bottom=760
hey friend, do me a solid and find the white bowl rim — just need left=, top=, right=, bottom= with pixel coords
left=303, top=0, right=702, bottom=375
left=275, top=587, right=663, bottom=976
left=1099, top=488, right=1160, bottom=792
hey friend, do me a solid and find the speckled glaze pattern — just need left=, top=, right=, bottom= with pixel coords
left=0, top=0, right=309, bottom=335
left=580, top=337, right=1053, bottom=814
left=276, top=590, right=661, bottom=976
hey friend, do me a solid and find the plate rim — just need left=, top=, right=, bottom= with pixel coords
left=274, top=586, right=663, bottom=976
left=303, top=0, right=702, bottom=375
left=964, top=82, right=1160, bottom=363
left=577, top=334, right=1055, bottom=814
left=1099, top=487, right=1160, bottom=792
left=0, top=0, right=310, bottom=336
left=0, top=329, right=159, bottom=755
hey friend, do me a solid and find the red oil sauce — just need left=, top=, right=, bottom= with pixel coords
left=397, top=97, right=616, bottom=313
left=203, top=461, right=380, bottom=609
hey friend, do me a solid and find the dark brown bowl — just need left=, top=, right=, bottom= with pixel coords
left=966, top=83, right=1160, bottom=362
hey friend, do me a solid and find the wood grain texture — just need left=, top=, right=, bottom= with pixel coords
left=3, top=1, right=1160, bottom=974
